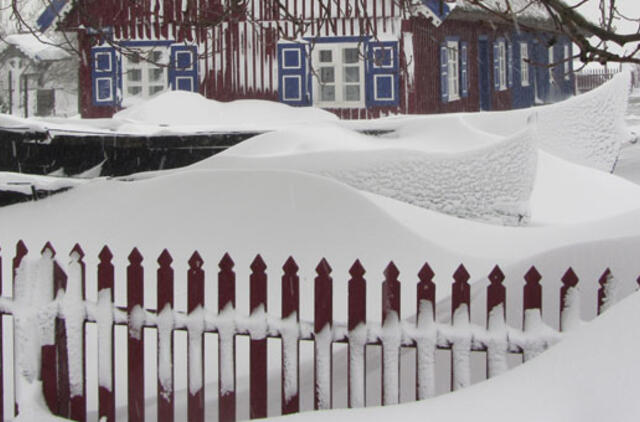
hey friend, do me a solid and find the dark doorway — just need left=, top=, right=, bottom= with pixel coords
left=478, top=38, right=491, bottom=111
left=36, top=89, right=55, bottom=116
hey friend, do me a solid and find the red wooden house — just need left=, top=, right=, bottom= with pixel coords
left=39, top=0, right=575, bottom=119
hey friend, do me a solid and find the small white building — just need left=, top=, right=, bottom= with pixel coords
left=0, top=32, right=78, bottom=117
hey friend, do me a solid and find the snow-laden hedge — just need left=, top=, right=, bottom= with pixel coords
left=198, top=126, right=538, bottom=226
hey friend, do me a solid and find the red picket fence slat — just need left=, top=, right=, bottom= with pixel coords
left=0, top=241, right=639, bottom=422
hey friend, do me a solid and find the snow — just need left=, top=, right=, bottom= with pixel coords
left=96, top=288, right=114, bottom=391
left=113, top=90, right=339, bottom=133
left=485, top=305, right=508, bottom=378
left=314, top=325, right=332, bottom=409
left=347, top=324, right=367, bottom=407
left=190, top=124, right=537, bottom=225
left=415, top=300, right=437, bottom=399
left=2, top=32, right=69, bottom=61
left=186, top=306, right=205, bottom=395
left=280, top=313, right=300, bottom=404
left=381, top=311, right=401, bottom=404
left=61, top=250, right=86, bottom=397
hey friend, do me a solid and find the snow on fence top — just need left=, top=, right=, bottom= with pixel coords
left=1, top=241, right=638, bottom=422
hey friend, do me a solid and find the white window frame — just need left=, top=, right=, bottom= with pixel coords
left=520, top=42, right=530, bottom=86
left=122, top=47, right=169, bottom=104
left=447, top=40, right=460, bottom=101
left=312, top=43, right=366, bottom=108
left=563, top=44, right=571, bottom=80
left=548, top=45, right=555, bottom=84
left=498, top=40, right=507, bottom=91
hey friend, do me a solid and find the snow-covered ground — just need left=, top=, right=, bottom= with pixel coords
left=614, top=93, right=640, bottom=184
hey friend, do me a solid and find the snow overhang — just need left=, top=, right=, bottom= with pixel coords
left=410, top=0, right=458, bottom=27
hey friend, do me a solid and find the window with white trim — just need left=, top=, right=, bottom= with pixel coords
left=498, top=41, right=507, bottom=90
left=564, top=44, right=571, bottom=80
left=122, top=48, right=168, bottom=104
left=447, top=40, right=460, bottom=101
left=312, top=43, right=365, bottom=108
left=520, top=42, right=530, bottom=86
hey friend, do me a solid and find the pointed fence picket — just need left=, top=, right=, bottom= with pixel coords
left=0, top=241, right=638, bottom=422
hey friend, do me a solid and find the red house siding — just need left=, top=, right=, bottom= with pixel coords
left=64, top=1, right=562, bottom=119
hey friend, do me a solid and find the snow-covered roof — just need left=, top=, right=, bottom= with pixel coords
left=1, top=32, right=69, bottom=61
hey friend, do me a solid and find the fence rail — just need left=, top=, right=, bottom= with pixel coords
left=0, top=241, right=638, bottom=422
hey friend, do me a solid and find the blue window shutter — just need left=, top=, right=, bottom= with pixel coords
left=366, top=41, right=400, bottom=107
left=278, top=44, right=309, bottom=106
left=170, top=45, right=199, bottom=92
left=91, top=46, right=119, bottom=107
left=493, top=42, right=500, bottom=91
left=507, top=41, right=514, bottom=88
left=440, top=44, right=449, bottom=103
left=460, top=42, right=469, bottom=98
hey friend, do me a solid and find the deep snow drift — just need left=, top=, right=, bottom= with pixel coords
left=192, top=124, right=537, bottom=225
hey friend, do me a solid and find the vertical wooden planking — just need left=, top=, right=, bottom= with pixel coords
left=415, top=262, right=436, bottom=400
left=597, top=268, right=612, bottom=315
left=347, top=260, right=366, bottom=408
left=97, top=247, right=115, bottom=422
left=381, top=262, right=400, bottom=406
left=127, top=248, right=145, bottom=422
left=313, top=259, right=333, bottom=410
left=188, top=252, right=205, bottom=422
left=157, top=250, right=174, bottom=422
left=281, top=257, right=300, bottom=415
left=249, top=255, right=268, bottom=419
left=560, top=268, right=580, bottom=332
left=53, top=245, right=71, bottom=418
left=67, top=244, right=87, bottom=421
left=486, top=266, right=508, bottom=378
left=522, top=267, right=543, bottom=361
left=450, top=265, right=471, bottom=391
left=37, top=243, right=57, bottom=417
left=218, top=253, right=236, bottom=422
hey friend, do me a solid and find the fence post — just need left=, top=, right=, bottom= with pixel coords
left=486, top=266, right=508, bottom=378
left=451, top=264, right=471, bottom=391
left=249, top=255, right=268, bottom=419
left=416, top=262, right=436, bottom=400
left=157, top=250, right=174, bottom=422
left=188, top=252, right=205, bottom=422
left=218, top=253, right=236, bottom=422
left=381, top=262, right=401, bottom=405
left=281, top=257, right=300, bottom=415
left=52, top=245, right=70, bottom=418
left=597, top=268, right=613, bottom=315
left=314, top=259, right=333, bottom=410
left=65, top=244, right=87, bottom=421
left=560, top=268, right=580, bottom=332
left=127, top=248, right=145, bottom=422
left=12, top=241, right=27, bottom=417
left=97, top=246, right=115, bottom=422
left=348, top=260, right=366, bottom=408
left=523, top=266, right=543, bottom=361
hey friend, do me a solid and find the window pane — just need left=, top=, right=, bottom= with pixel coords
left=127, top=86, right=142, bottom=96
left=345, top=85, right=360, bottom=101
left=343, top=48, right=359, bottom=64
left=149, top=85, right=164, bottom=96
left=149, top=68, right=164, bottom=82
left=321, top=85, right=335, bottom=101
left=129, top=54, right=141, bottom=64
left=344, top=66, right=359, bottom=83
left=151, top=51, right=163, bottom=63
left=320, top=67, right=335, bottom=83
left=127, top=69, right=142, bottom=82
left=319, top=50, right=332, bottom=63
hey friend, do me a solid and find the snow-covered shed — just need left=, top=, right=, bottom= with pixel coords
left=43, top=0, right=575, bottom=118
left=0, top=32, right=78, bottom=117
